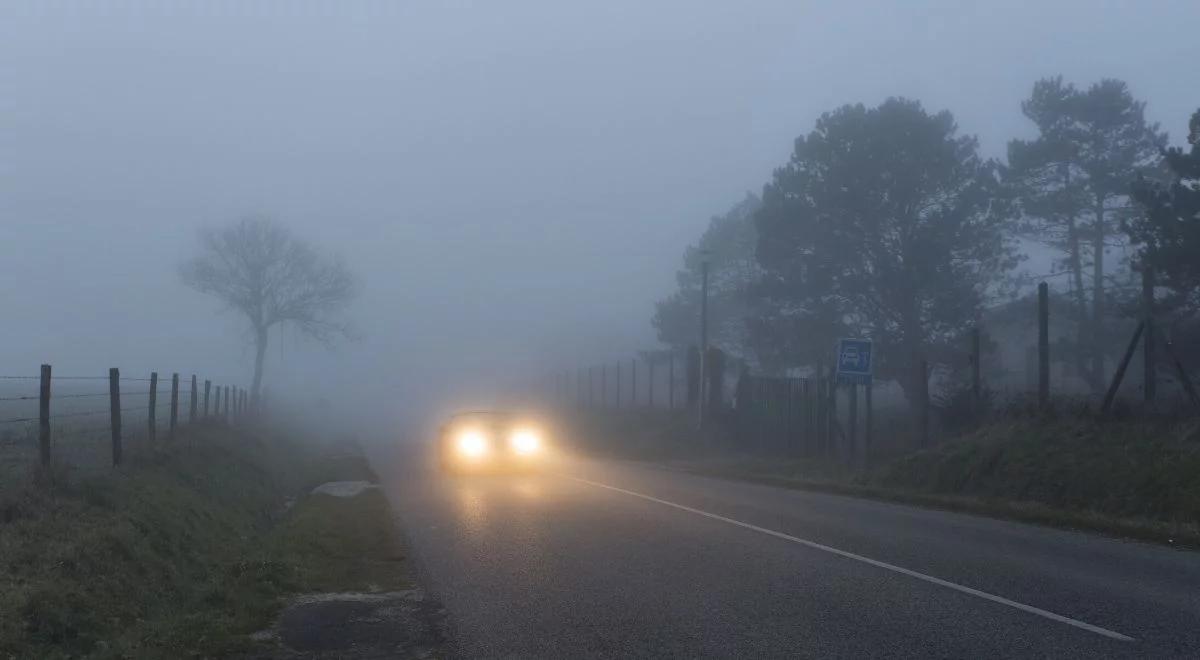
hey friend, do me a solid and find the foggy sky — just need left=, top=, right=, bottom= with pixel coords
left=2, top=1, right=1198, bottom=430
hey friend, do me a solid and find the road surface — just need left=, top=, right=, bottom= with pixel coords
left=376, top=447, right=1200, bottom=658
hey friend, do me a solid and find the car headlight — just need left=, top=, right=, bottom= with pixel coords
left=510, top=428, right=541, bottom=455
left=456, top=430, right=489, bottom=458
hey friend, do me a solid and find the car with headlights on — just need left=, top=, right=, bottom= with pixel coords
left=437, top=410, right=548, bottom=473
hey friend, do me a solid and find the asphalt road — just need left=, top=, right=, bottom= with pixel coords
left=375, top=447, right=1200, bottom=658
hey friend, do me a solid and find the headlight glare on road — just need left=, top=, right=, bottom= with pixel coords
left=456, top=429, right=489, bottom=459
left=510, top=428, right=541, bottom=455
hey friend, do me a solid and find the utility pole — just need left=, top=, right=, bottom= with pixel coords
left=697, top=252, right=711, bottom=429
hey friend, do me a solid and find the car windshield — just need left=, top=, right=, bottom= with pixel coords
left=450, top=412, right=515, bottom=426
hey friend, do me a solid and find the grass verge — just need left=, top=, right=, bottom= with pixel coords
left=570, top=411, right=1200, bottom=549
left=0, top=424, right=408, bottom=659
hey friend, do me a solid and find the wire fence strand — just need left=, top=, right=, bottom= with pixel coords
left=47, top=376, right=111, bottom=381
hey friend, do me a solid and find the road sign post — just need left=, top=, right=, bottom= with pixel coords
left=836, top=338, right=873, bottom=386
left=836, top=339, right=873, bottom=465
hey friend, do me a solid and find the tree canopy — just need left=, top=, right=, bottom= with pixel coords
left=1007, top=77, right=1166, bottom=390
left=1132, top=108, right=1200, bottom=314
left=751, top=98, right=1018, bottom=401
left=180, top=216, right=357, bottom=400
left=653, top=193, right=761, bottom=362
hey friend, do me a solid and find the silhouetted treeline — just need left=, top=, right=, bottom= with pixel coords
left=654, top=76, right=1200, bottom=406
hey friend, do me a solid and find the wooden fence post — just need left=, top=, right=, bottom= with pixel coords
left=648, top=359, right=655, bottom=409
left=864, top=379, right=873, bottom=466
left=816, top=364, right=827, bottom=454
left=615, top=361, right=621, bottom=409
left=919, top=359, right=930, bottom=448
left=148, top=372, right=158, bottom=444
left=39, top=364, right=51, bottom=467
left=189, top=374, right=198, bottom=423
left=799, top=379, right=809, bottom=453
left=786, top=379, right=796, bottom=453
left=109, top=368, right=122, bottom=466
left=848, top=383, right=858, bottom=465
left=1102, top=321, right=1145, bottom=414
left=1038, top=282, right=1050, bottom=408
left=828, top=371, right=839, bottom=455
left=971, top=325, right=982, bottom=418
left=169, top=373, right=179, bottom=439
left=1143, top=267, right=1156, bottom=403
left=631, top=358, right=637, bottom=408
left=668, top=353, right=675, bottom=410
left=1160, top=328, right=1200, bottom=411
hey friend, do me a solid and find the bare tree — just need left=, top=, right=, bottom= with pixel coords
left=181, top=216, right=357, bottom=402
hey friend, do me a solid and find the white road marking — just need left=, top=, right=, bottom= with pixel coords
left=570, top=476, right=1135, bottom=643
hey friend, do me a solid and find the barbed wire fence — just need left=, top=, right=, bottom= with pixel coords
left=1, top=365, right=251, bottom=486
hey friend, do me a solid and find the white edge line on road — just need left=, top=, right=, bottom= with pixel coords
left=570, top=476, right=1135, bottom=643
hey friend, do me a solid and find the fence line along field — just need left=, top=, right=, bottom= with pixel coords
left=545, top=275, right=1200, bottom=468
left=0, top=365, right=251, bottom=491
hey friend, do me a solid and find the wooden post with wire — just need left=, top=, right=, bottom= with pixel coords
left=109, top=368, right=122, bottom=466
left=601, top=365, right=608, bottom=409
left=189, top=374, right=198, bottom=423
left=1160, top=328, right=1200, bottom=411
left=148, top=372, right=158, bottom=444
left=169, top=373, right=179, bottom=439
left=971, top=325, right=982, bottom=420
left=1038, top=282, right=1050, bottom=408
left=668, top=353, right=675, bottom=410
left=631, top=357, right=637, bottom=408
left=864, top=378, right=873, bottom=466
left=919, top=359, right=930, bottom=448
left=1143, top=268, right=1156, bottom=403
left=1102, top=321, right=1146, bottom=414
left=39, top=364, right=51, bottom=467
left=648, top=358, right=655, bottom=409
left=616, top=361, right=621, bottom=409
left=848, top=382, right=858, bottom=466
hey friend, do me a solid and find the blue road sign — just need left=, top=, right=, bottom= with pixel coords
left=836, top=338, right=873, bottom=385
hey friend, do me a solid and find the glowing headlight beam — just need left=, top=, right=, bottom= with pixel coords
left=457, top=430, right=489, bottom=458
left=510, top=429, right=541, bottom=455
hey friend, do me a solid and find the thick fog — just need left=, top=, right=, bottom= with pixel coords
left=2, top=1, right=1197, bottom=434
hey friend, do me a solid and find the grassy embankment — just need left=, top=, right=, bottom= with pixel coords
left=570, top=410, right=1200, bottom=547
left=0, top=424, right=408, bottom=658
